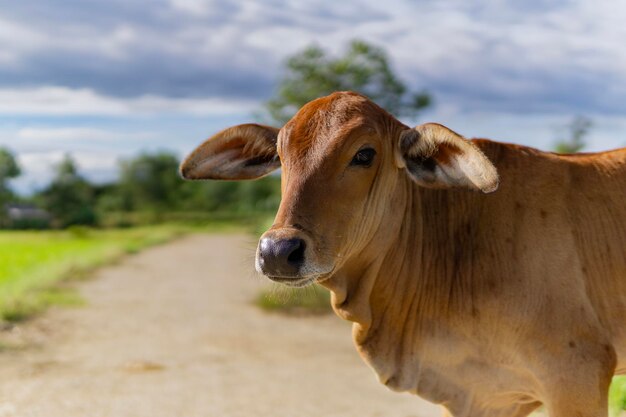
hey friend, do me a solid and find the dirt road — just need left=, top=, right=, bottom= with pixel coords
left=0, top=234, right=440, bottom=417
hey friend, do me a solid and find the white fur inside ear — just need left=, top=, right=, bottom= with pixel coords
left=400, top=124, right=499, bottom=193
left=438, top=147, right=499, bottom=193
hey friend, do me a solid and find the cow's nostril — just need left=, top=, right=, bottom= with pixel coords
left=287, top=239, right=306, bottom=265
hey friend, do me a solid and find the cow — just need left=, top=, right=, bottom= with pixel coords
left=180, top=91, right=626, bottom=417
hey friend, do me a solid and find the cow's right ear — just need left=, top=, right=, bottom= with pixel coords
left=180, top=124, right=280, bottom=180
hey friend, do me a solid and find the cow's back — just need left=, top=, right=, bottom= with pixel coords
left=476, top=141, right=626, bottom=367
left=560, top=149, right=626, bottom=366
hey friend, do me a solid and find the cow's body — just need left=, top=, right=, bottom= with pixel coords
left=181, top=91, right=626, bottom=417
left=324, top=140, right=626, bottom=417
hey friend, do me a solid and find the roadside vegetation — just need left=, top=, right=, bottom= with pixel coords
left=0, top=126, right=279, bottom=322
left=0, top=225, right=181, bottom=322
left=610, top=377, right=626, bottom=417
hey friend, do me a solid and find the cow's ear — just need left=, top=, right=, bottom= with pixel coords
left=180, top=124, right=280, bottom=180
left=398, top=123, right=499, bottom=193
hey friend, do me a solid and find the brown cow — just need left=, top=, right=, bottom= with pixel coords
left=181, top=91, right=626, bottom=417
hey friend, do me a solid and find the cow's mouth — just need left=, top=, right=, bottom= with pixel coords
left=266, top=270, right=333, bottom=288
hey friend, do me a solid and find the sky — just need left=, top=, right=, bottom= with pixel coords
left=1, top=0, right=625, bottom=194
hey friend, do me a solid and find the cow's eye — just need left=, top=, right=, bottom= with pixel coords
left=350, top=148, right=376, bottom=167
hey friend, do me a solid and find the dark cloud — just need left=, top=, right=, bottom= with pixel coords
left=0, top=0, right=624, bottom=117
left=420, top=66, right=619, bottom=115
left=0, top=48, right=274, bottom=99
left=0, top=0, right=390, bottom=101
left=0, top=0, right=279, bottom=99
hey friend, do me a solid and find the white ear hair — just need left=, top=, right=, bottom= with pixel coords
left=399, top=123, right=499, bottom=193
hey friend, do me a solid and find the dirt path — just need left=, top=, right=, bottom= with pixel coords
left=0, top=234, right=440, bottom=417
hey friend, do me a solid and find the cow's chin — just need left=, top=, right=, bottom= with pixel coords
left=264, top=268, right=335, bottom=288
left=266, top=275, right=320, bottom=288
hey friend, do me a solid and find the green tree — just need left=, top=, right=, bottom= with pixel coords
left=0, top=147, right=21, bottom=225
left=118, top=152, right=183, bottom=212
left=97, top=152, right=281, bottom=224
left=39, top=154, right=97, bottom=227
left=265, top=39, right=431, bottom=125
left=554, top=115, right=592, bottom=154
left=179, top=180, right=240, bottom=212
left=237, top=177, right=281, bottom=212
left=0, top=147, right=20, bottom=185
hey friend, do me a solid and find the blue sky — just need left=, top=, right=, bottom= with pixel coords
left=1, top=0, right=625, bottom=193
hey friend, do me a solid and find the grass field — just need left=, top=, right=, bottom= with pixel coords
left=0, top=223, right=239, bottom=322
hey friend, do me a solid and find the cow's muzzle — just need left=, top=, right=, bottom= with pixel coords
left=256, top=227, right=333, bottom=286
left=257, top=236, right=305, bottom=277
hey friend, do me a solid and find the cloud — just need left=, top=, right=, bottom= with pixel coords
left=16, top=127, right=143, bottom=142
left=1, top=0, right=626, bottom=117
left=9, top=149, right=121, bottom=193
left=362, top=1, right=626, bottom=115
left=2, top=127, right=147, bottom=193
left=17, top=150, right=119, bottom=175
left=0, top=87, right=258, bottom=116
left=11, top=128, right=159, bottom=157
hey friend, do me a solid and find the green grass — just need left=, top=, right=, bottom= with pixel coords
left=610, top=376, right=626, bottom=416
left=255, top=284, right=332, bottom=315
left=0, top=224, right=206, bottom=322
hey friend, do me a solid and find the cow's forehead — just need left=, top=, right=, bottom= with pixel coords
left=278, top=92, right=391, bottom=161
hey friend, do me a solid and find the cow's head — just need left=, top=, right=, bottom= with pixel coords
left=181, top=92, right=498, bottom=288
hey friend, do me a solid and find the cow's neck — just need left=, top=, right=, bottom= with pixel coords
left=321, top=174, right=415, bottom=327
left=321, top=178, right=486, bottom=386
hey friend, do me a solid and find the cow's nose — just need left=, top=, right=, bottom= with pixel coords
left=258, top=237, right=306, bottom=276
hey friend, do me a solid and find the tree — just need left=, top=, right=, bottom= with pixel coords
left=0, top=147, right=21, bottom=224
left=39, top=154, right=97, bottom=227
left=0, top=147, right=20, bottom=185
left=264, top=39, right=431, bottom=125
left=96, top=151, right=282, bottom=224
left=117, top=152, right=184, bottom=212
left=554, top=116, right=592, bottom=154
left=0, top=147, right=21, bottom=201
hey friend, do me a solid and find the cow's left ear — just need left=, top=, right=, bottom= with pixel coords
left=398, top=123, right=499, bottom=193
left=180, top=124, right=280, bottom=180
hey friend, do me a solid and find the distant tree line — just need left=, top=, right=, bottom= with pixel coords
left=0, top=150, right=281, bottom=229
